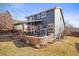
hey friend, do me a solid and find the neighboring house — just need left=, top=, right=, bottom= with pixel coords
left=13, top=22, right=28, bottom=32
left=0, top=11, right=13, bottom=31
left=25, top=7, right=65, bottom=39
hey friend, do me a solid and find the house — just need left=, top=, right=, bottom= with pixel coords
left=13, top=21, right=28, bottom=33
left=25, top=7, right=65, bottom=39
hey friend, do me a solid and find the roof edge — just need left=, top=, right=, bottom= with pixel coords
left=25, top=7, right=61, bottom=18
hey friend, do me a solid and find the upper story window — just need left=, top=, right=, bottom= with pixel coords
left=41, top=12, right=46, bottom=18
left=29, top=16, right=33, bottom=20
left=37, top=14, right=41, bottom=19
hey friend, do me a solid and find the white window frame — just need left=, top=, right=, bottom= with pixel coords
left=47, top=24, right=54, bottom=33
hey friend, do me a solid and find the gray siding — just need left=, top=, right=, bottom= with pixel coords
left=27, top=9, right=55, bottom=28
left=34, top=15, right=38, bottom=20
left=29, top=9, right=55, bottom=28
left=41, top=9, right=54, bottom=28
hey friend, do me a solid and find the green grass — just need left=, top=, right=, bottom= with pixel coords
left=0, top=36, right=79, bottom=56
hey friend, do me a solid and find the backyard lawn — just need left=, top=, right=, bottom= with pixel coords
left=0, top=35, right=79, bottom=56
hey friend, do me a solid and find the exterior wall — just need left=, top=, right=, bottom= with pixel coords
left=27, top=9, right=54, bottom=28
left=14, top=24, right=22, bottom=30
left=41, top=9, right=54, bottom=28
left=26, top=9, right=55, bottom=35
left=54, top=7, right=65, bottom=39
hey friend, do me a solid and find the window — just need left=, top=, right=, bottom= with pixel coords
left=37, top=14, right=40, bottom=19
left=37, top=25, right=42, bottom=31
left=29, top=16, right=33, bottom=20
left=32, top=16, right=34, bottom=20
left=47, top=24, right=54, bottom=33
left=41, top=12, right=46, bottom=18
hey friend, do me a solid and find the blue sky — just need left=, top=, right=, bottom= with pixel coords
left=0, top=3, right=79, bottom=27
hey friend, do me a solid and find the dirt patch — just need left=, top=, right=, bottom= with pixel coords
left=13, top=40, right=29, bottom=48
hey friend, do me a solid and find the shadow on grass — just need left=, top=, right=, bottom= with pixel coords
left=0, top=33, right=14, bottom=42
left=75, top=43, right=79, bottom=54
left=13, top=40, right=29, bottom=48
left=0, top=36, right=13, bottom=42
